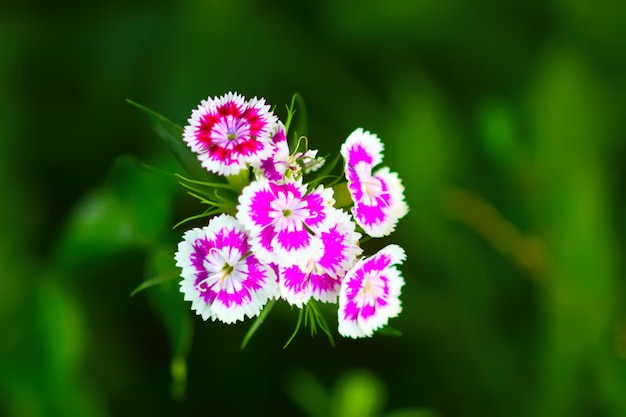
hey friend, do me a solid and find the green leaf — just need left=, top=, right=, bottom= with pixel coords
left=283, top=301, right=335, bottom=348
left=293, top=93, right=308, bottom=139
left=174, top=174, right=239, bottom=215
left=307, top=300, right=335, bottom=346
left=130, top=270, right=180, bottom=297
left=376, top=326, right=402, bottom=337
left=284, top=308, right=304, bottom=349
left=175, top=173, right=236, bottom=191
left=286, top=92, right=308, bottom=147
left=172, top=210, right=219, bottom=230
left=240, top=299, right=276, bottom=349
left=126, top=99, right=215, bottom=182
left=283, top=94, right=298, bottom=135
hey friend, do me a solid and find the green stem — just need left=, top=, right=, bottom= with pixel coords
left=226, top=168, right=251, bottom=193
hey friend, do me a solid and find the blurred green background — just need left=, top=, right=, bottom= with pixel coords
left=2, top=0, right=626, bottom=416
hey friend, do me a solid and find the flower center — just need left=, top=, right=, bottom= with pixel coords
left=359, top=175, right=387, bottom=206
left=213, top=115, right=250, bottom=144
left=196, top=247, right=244, bottom=293
left=270, top=191, right=309, bottom=232
left=355, top=271, right=385, bottom=306
left=362, top=176, right=382, bottom=197
left=221, top=263, right=234, bottom=276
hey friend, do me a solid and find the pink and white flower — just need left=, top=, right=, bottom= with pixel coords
left=175, top=214, right=278, bottom=324
left=256, top=122, right=325, bottom=183
left=341, top=127, right=384, bottom=169
left=256, top=122, right=292, bottom=182
left=338, top=244, right=406, bottom=338
left=341, top=128, right=408, bottom=237
left=300, top=148, right=325, bottom=174
left=236, top=178, right=334, bottom=267
left=278, top=208, right=362, bottom=307
left=183, top=92, right=277, bottom=176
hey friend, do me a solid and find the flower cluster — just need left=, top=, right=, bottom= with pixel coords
left=174, top=92, right=408, bottom=339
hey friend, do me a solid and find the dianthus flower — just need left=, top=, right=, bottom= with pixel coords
left=183, top=92, right=277, bottom=176
left=278, top=208, right=362, bottom=307
left=256, top=122, right=325, bottom=183
left=236, top=178, right=334, bottom=267
left=338, top=244, right=406, bottom=338
left=341, top=128, right=408, bottom=237
left=175, top=214, right=278, bottom=324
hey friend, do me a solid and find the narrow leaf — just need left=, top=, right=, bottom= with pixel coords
left=172, top=210, right=219, bottom=230
left=241, top=299, right=276, bottom=349
left=284, top=308, right=305, bottom=348
left=377, top=326, right=402, bottom=337
left=283, top=94, right=297, bottom=134
left=175, top=173, right=233, bottom=191
left=309, top=300, right=335, bottom=346
left=126, top=99, right=214, bottom=182
left=130, top=270, right=180, bottom=297
left=293, top=92, right=308, bottom=139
